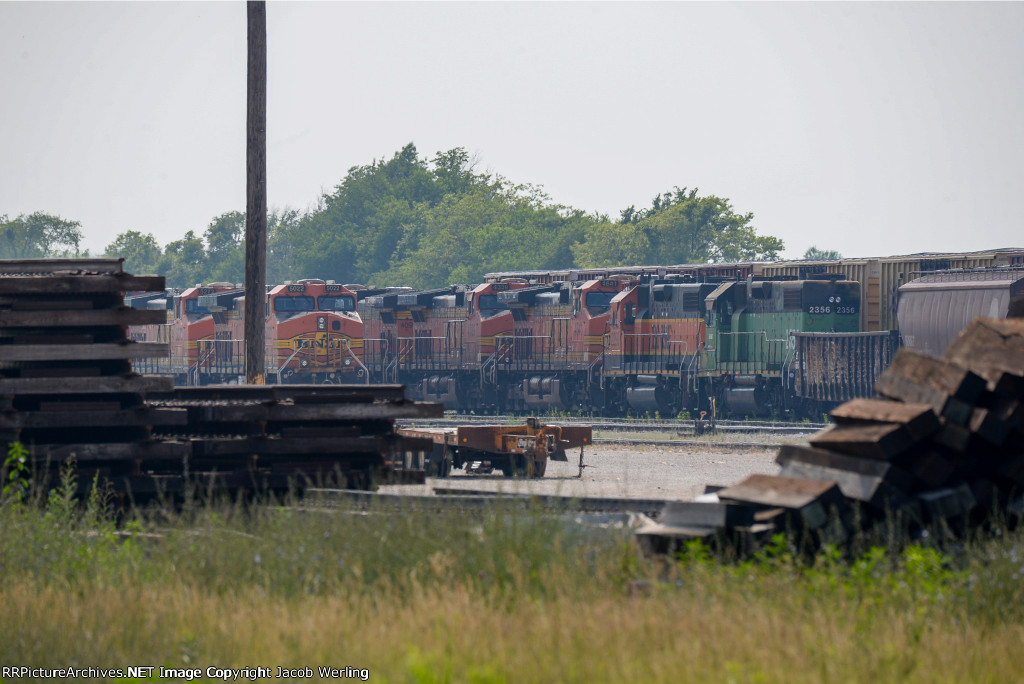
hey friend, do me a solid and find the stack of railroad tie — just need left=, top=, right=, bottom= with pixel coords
left=0, top=258, right=441, bottom=499
left=0, top=258, right=179, bottom=494
left=639, top=316, right=1024, bottom=555
left=144, top=384, right=441, bottom=494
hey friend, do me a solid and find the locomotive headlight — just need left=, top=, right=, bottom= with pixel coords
left=301, top=358, right=309, bottom=367
left=344, top=359, right=351, bottom=366
left=829, top=296, right=835, bottom=303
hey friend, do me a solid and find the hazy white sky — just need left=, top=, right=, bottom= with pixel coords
left=2, top=1, right=1022, bottom=261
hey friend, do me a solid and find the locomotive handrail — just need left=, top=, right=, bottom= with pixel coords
left=360, top=337, right=389, bottom=383
left=338, top=337, right=370, bottom=385
left=392, top=335, right=462, bottom=370
left=193, top=339, right=218, bottom=385
left=497, top=332, right=568, bottom=355
left=781, top=332, right=798, bottom=390
left=491, top=332, right=579, bottom=368
left=684, top=347, right=701, bottom=392
left=713, top=330, right=789, bottom=376
left=587, top=350, right=604, bottom=391
left=480, top=337, right=513, bottom=387
left=276, top=344, right=304, bottom=384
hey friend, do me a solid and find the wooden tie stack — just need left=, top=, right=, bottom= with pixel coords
left=639, top=316, right=1024, bottom=555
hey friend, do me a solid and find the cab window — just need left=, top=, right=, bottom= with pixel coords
left=273, top=295, right=315, bottom=312
left=585, top=291, right=616, bottom=309
left=317, top=295, right=356, bottom=311
left=477, top=294, right=502, bottom=310
left=185, top=299, right=210, bottom=315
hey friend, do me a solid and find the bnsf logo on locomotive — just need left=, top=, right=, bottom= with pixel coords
left=293, top=334, right=348, bottom=349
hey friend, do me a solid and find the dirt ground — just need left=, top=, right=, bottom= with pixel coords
left=379, top=442, right=783, bottom=502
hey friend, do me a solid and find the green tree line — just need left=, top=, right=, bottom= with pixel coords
left=5, top=143, right=787, bottom=289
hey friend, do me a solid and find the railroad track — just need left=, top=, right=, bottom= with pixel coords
left=306, top=487, right=669, bottom=518
left=591, top=436, right=785, bottom=449
left=398, top=416, right=828, bottom=437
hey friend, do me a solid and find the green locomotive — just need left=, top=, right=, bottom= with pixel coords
left=699, top=278, right=861, bottom=417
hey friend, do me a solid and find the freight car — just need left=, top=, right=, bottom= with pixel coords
left=789, top=330, right=899, bottom=417
left=897, top=267, right=1024, bottom=356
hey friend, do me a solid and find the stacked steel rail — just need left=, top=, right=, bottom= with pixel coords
left=0, top=258, right=179, bottom=496
left=146, top=384, right=440, bottom=493
left=0, top=259, right=440, bottom=501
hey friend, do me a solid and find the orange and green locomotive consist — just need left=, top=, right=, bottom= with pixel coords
left=129, top=274, right=881, bottom=417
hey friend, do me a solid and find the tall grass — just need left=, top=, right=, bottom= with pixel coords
left=1, top=474, right=1023, bottom=683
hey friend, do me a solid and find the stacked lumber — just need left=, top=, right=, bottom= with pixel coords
left=639, top=316, right=1024, bottom=556
left=637, top=475, right=851, bottom=555
left=0, top=259, right=440, bottom=500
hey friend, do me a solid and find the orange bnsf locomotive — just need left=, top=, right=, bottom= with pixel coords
left=248, top=280, right=366, bottom=384
left=602, top=277, right=719, bottom=415
left=360, top=280, right=533, bottom=408
left=127, top=282, right=241, bottom=383
left=360, top=277, right=636, bottom=411
left=129, top=280, right=368, bottom=384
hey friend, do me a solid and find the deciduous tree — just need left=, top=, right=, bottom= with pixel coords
left=0, top=212, right=83, bottom=259
left=104, top=230, right=162, bottom=274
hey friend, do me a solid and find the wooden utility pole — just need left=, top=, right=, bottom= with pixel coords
left=245, top=0, right=267, bottom=384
